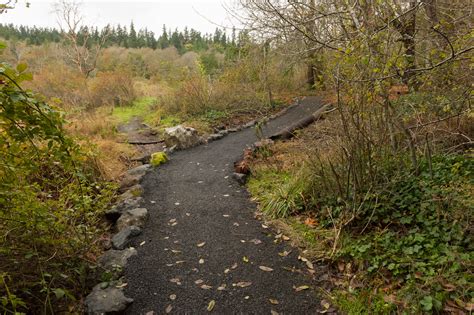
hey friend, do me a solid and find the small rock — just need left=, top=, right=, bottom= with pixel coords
left=150, top=152, right=168, bottom=167
left=117, top=185, right=144, bottom=202
left=112, top=226, right=142, bottom=250
left=119, top=173, right=143, bottom=193
left=244, top=120, right=256, bottom=128
left=218, top=129, right=229, bottom=136
left=207, top=133, right=224, bottom=142
left=232, top=172, right=247, bottom=185
left=85, top=283, right=133, bottom=315
left=126, top=164, right=151, bottom=177
left=117, top=208, right=148, bottom=230
left=105, top=197, right=142, bottom=222
left=98, top=248, right=137, bottom=270
left=254, top=139, right=274, bottom=149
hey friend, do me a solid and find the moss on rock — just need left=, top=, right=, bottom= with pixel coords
left=150, top=152, right=168, bottom=167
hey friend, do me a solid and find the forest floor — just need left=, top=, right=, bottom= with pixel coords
left=122, top=96, right=334, bottom=314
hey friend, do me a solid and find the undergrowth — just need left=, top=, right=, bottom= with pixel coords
left=248, top=131, right=473, bottom=313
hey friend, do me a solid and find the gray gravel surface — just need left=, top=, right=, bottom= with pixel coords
left=125, top=97, right=324, bottom=314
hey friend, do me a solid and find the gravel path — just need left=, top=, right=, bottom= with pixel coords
left=125, top=96, right=324, bottom=314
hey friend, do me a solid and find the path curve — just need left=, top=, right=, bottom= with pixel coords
left=125, top=96, right=324, bottom=314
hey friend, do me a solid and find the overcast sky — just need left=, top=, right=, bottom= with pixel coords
left=1, top=0, right=239, bottom=34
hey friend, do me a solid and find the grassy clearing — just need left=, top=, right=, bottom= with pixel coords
left=111, top=97, right=159, bottom=124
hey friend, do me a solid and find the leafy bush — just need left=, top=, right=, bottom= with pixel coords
left=0, top=43, right=114, bottom=313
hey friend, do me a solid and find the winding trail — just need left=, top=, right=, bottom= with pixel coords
left=125, top=96, right=324, bottom=314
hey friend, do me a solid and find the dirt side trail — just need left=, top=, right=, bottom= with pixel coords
left=125, top=96, right=326, bottom=314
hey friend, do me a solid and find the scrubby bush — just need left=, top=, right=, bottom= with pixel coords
left=0, top=43, right=114, bottom=313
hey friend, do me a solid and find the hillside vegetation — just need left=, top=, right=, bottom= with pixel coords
left=239, top=0, right=473, bottom=313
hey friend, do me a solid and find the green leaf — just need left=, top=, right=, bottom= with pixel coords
left=420, top=296, right=433, bottom=311
left=16, top=63, right=28, bottom=73
left=53, top=288, right=65, bottom=299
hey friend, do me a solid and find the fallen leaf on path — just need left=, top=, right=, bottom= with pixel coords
left=186, top=213, right=191, bottom=216
left=195, top=279, right=204, bottom=284
left=171, top=250, right=181, bottom=254
left=269, top=299, right=279, bottom=305
left=224, top=268, right=230, bottom=274
left=321, top=299, right=330, bottom=309
left=169, top=294, right=176, bottom=301
left=249, top=239, right=262, bottom=245
left=169, top=219, right=177, bottom=223
left=199, top=258, right=205, bottom=264
left=304, top=217, right=317, bottom=227
left=244, top=296, right=250, bottom=300
left=242, top=256, right=249, bottom=263
left=140, top=241, right=146, bottom=246
left=259, top=266, right=274, bottom=272
left=115, top=283, right=128, bottom=288
left=197, top=242, right=206, bottom=247
left=175, top=260, right=185, bottom=264
left=294, top=285, right=310, bottom=292
left=166, top=264, right=174, bottom=267
left=171, top=222, right=178, bottom=226
left=231, top=263, right=238, bottom=269
left=278, top=251, right=290, bottom=257
left=223, top=214, right=230, bottom=217
left=261, top=224, right=269, bottom=229
left=201, top=284, right=212, bottom=290
left=174, top=202, right=180, bottom=206
left=282, top=235, right=290, bottom=241
left=233, top=281, right=252, bottom=288
left=223, top=194, right=230, bottom=197
left=233, top=222, right=240, bottom=227
left=240, top=240, right=246, bottom=243
left=271, top=310, right=279, bottom=315
left=165, top=305, right=173, bottom=313
left=217, top=284, right=226, bottom=291
left=207, top=300, right=216, bottom=312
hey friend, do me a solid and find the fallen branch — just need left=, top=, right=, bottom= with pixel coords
left=269, top=104, right=333, bottom=140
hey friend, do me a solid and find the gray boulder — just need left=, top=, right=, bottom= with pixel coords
left=112, top=226, right=142, bottom=250
left=163, top=125, right=202, bottom=150
left=85, top=283, right=133, bottom=315
left=117, top=208, right=148, bottom=231
left=98, top=248, right=137, bottom=270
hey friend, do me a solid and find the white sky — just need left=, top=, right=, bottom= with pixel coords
left=0, top=0, right=239, bottom=35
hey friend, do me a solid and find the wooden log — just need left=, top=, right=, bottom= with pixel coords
left=269, top=104, right=331, bottom=140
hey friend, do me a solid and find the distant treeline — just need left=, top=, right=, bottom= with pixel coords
left=0, top=23, right=241, bottom=53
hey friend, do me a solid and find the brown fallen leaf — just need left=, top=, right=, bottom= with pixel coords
left=207, top=300, right=216, bottom=312
left=294, top=285, right=310, bottom=292
left=304, top=217, right=317, bottom=227
left=269, top=299, right=279, bottom=305
left=259, top=266, right=274, bottom=272
left=282, top=235, right=290, bottom=241
left=197, top=242, right=206, bottom=247
left=234, top=281, right=252, bottom=288
left=165, top=305, right=173, bottom=314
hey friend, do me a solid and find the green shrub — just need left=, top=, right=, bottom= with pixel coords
left=0, top=42, right=114, bottom=313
